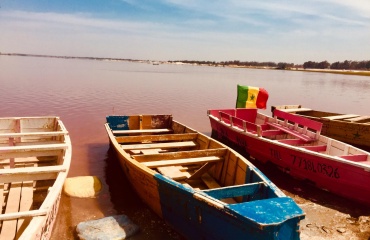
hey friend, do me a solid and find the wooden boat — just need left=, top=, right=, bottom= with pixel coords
left=271, top=105, right=370, bottom=149
left=105, top=114, right=305, bottom=240
left=208, top=108, right=370, bottom=206
left=0, top=117, right=71, bottom=239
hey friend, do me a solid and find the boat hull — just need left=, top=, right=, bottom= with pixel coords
left=106, top=115, right=304, bottom=240
left=208, top=115, right=370, bottom=206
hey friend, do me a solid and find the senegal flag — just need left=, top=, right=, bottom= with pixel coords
left=236, top=85, right=269, bottom=109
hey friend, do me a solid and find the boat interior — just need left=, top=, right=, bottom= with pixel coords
left=208, top=109, right=370, bottom=164
left=107, top=115, right=284, bottom=205
left=272, top=105, right=370, bottom=124
left=0, top=117, right=68, bottom=239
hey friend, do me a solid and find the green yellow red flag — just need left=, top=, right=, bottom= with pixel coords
left=236, top=85, right=269, bottom=109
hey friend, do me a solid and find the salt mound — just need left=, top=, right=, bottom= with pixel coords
left=63, top=176, right=102, bottom=198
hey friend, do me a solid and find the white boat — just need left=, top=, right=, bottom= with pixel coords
left=0, top=116, right=71, bottom=239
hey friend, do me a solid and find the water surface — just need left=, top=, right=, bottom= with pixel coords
left=0, top=55, right=369, bottom=239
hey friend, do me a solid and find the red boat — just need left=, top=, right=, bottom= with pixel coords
left=207, top=108, right=370, bottom=206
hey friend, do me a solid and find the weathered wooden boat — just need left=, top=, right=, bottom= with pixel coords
left=105, top=114, right=305, bottom=240
left=0, top=117, right=71, bottom=239
left=208, top=108, right=370, bottom=206
left=271, top=105, right=370, bottom=149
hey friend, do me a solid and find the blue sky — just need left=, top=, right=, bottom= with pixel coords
left=1, top=0, right=369, bottom=63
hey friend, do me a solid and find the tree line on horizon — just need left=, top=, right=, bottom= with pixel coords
left=169, top=60, right=370, bottom=70
left=303, top=60, right=370, bottom=70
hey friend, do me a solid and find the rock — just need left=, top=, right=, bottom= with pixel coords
left=63, top=176, right=102, bottom=198
left=76, top=215, right=139, bottom=240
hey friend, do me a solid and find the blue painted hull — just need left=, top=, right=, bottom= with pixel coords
left=156, top=174, right=303, bottom=240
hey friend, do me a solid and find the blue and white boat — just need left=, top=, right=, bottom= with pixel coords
left=105, top=114, right=305, bottom=240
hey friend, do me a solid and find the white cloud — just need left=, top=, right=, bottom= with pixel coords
left=1, top=0, right=369, bottom=63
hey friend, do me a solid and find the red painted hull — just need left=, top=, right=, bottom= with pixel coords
left=209, top=116, right=370, bottom=206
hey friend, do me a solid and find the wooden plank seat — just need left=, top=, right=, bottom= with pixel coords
left=268, top=109, right=323, bottom=142
left=340, top=154, right=368, bottom=162
left=142, top=156, right=222, bottom=168
left=121, top=141, right=197, bottom=151
left=219, top=111, right=288, bottom=137
left=200, top=173, right=236, bottom=204
left=322, top=114, right=360, bottom=120
left=300, top=145, right=327, bottom=152
left=278, top=108, right=312, bottom=113
left=0, top=143, right=69, bottom=159
left=261, top=129, right=285, bottom=137
left=112, top=128, right=172, bottom=135
left=343, top=116, right=370, bottom=122
left=0, top=165, right=67, bottom=183
left=0, top=131, right=68, bottom=138
left=116, top=133, right=198, bottom=144
left=278, top=139, right=306, bottom=145
left=134, top=148, right=227, bottom=162
left=219, top=112, right=259, bottom=134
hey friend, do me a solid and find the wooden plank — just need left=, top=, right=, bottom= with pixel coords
left=201, top=173, right=236, bottom=204
left=0, top=156, right=56, bottom=166
left=273, top=109, right=323, bottom=131
left=116, top=133, right=198, bottom=143
left=0, top=131, right=67, bottom=138
left=279, top=108, right=312, bottom=113
left=0, top=182, right=22, bottom=240
left=134, top=148, right=227, bottom=162
left=277, top=139, right=306, bottom=145
left=322, top=114, right=360, bottom=120
left=0, top=165, right=66, bottom=183
left=0, top=209, right=47, bottom=221
left=187, top=162, right=216, bottom=180
left=343, top=116, right=370, bottom=122
left=0, top=149, right=64, bottom=160
left=142, top=156, right=222, bottom=168
left=0, top=143, right=68, bottom=153
left=300, top=145, right=327, bottom=152
left=157, top=166, right=190, bottom=180
left=261, top=129, right=285, bottom=137
left=112, top=128, right=172, bottom=135
left=267, top=122, right=314, bottom=142
left=140, top=149, right=160, bottom=155
left=0, top=184, right=4, bottom=216
left=121, top=141, right=196, bottom=150
left=16, top=181, right=33, bottom=234
left=201, top=173, right=222, bottom=189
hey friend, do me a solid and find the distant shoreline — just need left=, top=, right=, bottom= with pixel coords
left=2, top=53, right=370, bottom=77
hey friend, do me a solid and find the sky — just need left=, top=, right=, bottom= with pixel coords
left=1, top=0, right=369, bottom=64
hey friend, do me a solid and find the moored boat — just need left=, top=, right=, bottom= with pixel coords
left=0, top=116, right=72, bottom=239
left=271, top=105, right=370, bottom=149
left=105, top=114, right=305, bottom=240
left=207, top=107, right=370, bottom=206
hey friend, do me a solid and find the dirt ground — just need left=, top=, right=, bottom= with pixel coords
left=258, top=161, right=370, bottom=240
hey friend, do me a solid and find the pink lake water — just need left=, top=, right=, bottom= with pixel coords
left=0, top=55, right=369, bottom=239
